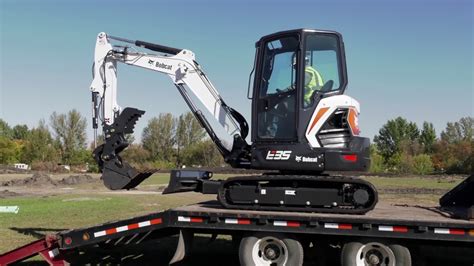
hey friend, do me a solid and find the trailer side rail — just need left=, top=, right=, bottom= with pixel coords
left=58, top=205, right=474, bottom=251
left=2, top=203, right=473, bottom=265
left=0, top=236, right=66, bottom=266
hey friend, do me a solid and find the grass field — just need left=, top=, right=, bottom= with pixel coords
left=0, top=173, right=466, bottom=260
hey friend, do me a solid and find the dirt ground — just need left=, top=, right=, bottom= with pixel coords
left=0, top=172, right=462, bottom=198
left=0, top=173, right=101, bottom=198
left=0, top=172, right=169, bottom=200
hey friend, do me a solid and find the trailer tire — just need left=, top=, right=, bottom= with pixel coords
left=239, top=233, right=303, bottom=266
left=341, top=241, right=411, bottom=266
left=389, top=244, right=411, bottom=266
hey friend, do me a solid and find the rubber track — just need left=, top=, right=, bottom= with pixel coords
left=217, top=175, right=378, bottom=214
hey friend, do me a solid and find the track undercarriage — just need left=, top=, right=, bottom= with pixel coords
left=218, top=175, right=378, bottom=214
left=163, top=170, right=378, bottom=214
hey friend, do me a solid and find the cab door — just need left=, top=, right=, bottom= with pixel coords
left=253, top=35, right=300, bottom=142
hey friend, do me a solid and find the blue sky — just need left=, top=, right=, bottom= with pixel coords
left=1, top=0, right=472, bottom=143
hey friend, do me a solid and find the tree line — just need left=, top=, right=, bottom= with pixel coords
left=0, top=110, right=223, bottom=171
left=371, top=116, right=473, bottom=174
left=1, top=109, right=471, bottom=175
left=0, top=110, right=91, bottom=171
left=121, top=112, right=223, bottom=170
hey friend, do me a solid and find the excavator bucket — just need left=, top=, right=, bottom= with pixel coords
left=93, top=107, right=156, bottom=190
left=99, top=157, right=155, bottom=190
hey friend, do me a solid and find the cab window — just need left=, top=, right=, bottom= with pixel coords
left=303, top=34, right=342, bottom=107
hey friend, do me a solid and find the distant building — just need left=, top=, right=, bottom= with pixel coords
left=13, top=163, right=30, bottom=170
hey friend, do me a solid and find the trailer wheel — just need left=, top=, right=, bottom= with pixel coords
left=239, top=233, right=303, bottom=266
left=341, top=241, right=411, bottom=266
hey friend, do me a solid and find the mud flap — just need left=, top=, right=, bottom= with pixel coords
left=94, top=107, right=156, bottom=190
left=169, top=230, right=194, bottom=265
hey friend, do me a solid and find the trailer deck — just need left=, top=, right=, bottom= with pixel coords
left=60, top=200, right=473, bottom=249
left=1, top=200, right=473, bottom=265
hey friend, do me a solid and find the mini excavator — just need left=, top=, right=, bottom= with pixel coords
left=90, top=29, right=378, bottom=214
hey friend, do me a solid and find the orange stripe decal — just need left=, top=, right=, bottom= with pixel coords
left=151, top=218, right=163, bottom=225
left=238, top=219, right=251, bottom=225
left=128, top=223, right=139, bottom=230
left=105, top=228, right=117, bottom=235
left=450, top=229, right=465, bottom=235
left=339, top=224, right=353, bottom=230
left=308, top=107, right=329, bottom=134
left=348, top=108, right=360, bottom=135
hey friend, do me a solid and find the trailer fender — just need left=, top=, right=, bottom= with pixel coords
left=169, top=230, right=194, bottom=265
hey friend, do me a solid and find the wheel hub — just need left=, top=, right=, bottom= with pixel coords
left=355, top=242, right=396, bottom=266
left=252, top=237, right=288, bottom=265
left=264, top=244, right=280, bottom=260
left=366, top=250, right=382, bottom=265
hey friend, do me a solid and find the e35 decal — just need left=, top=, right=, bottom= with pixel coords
left=266, top=150, right=292, bottom=160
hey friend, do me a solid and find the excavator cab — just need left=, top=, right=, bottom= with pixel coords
left=249, top=29, right=370, bottom=173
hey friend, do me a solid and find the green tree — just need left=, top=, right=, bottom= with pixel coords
left=22, top=120, right=58, bottom=163
left=441, top=117, right=473, bottom=143
left=182, top=139, right=224, bottom=167
left=0, top=119, right=13, bottom=139
left=369, top=145, right=385, bottom=173
left=374, top=117, right=420, bottom=164
left=142, top=113, right=176, bottom=162
left=122, top=144, right=151, bottom=165
left=0, top=136, right=18, bottom=164
left=176, top=112, right=206, bottom=166
left=412, top=154, right=434, bottom=175
left=419, top=122, right=436, bottom=154
left=432, top=139, right=472, bottom=174
left=432, top=117, right=473, bottom=174
left=50, top=109, right=87, bottom=164
left=12, top=124, right=29, bottom=140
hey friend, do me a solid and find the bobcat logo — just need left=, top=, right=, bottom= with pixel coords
left=295, top=156, right=302, bottom=162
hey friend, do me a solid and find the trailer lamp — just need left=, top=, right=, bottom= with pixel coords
left=64, top=237, right=72, bottom=245
left=469, top=229, right=474, bottom=236
left=83, top=233, right=90, bottom=241
left=342, top=154, right=357, bottom=162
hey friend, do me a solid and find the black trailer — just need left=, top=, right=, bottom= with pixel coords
left=1, top=198, right=473, bottom=265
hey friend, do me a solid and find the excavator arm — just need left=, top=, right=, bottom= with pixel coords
left=90, top=32, right=250, bottom=190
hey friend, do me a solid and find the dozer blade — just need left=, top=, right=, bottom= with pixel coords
left=94, top=107, right=156, bottom=190
left=163, top=170, right=214, bottom=194
left=439, top=174, right=474, bottom=219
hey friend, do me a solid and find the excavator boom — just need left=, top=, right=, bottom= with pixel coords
left=90, top=32, right=250, bottom=189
